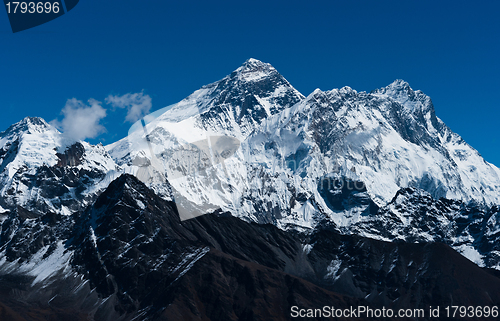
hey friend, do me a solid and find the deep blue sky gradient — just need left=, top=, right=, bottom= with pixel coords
left=1, top=0, right=499, bottom=164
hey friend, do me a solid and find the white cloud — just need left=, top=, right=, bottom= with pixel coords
left=51, top=98, right=107, bottom=142
left=105, top=91, right=152, bottom=123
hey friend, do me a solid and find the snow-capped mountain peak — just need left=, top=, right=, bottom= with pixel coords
left=132, top=59, right=304, bottom=140
left=376, top=79, right=414, bottom=98
left=0, top=117, right=61, bottom=174
left=1, top=116, right=54, bottom=136
left=234, top=57, right=278, bottom=82
left=0, top=117, right=119, bottom=216
left=374, top=79, right=433, bottom=114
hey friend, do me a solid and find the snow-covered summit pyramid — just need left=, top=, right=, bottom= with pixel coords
left=157, top=58, right=304, bottom=128
left=108, top=58, right=304, bottom=169
left=163, top=58, right=303, bottom=136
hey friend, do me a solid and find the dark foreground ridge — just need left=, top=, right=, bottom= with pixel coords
left=0, top=174, right=499, bottom=320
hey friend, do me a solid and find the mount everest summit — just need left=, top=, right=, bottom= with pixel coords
left=108, top=58, right=500, bottom=215
left=0, top=59, right=500, bottom=319
left=104, top=58, right=500, bottom=268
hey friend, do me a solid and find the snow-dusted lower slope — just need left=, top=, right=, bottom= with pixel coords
left=1, top=174, right=499, bottom=320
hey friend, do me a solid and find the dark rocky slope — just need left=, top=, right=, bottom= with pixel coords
left=0, top=175, right=499, bottom=320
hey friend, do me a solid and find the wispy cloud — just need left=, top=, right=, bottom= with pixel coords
left=51, top=98, right=107, bottom=142
left=105, top=91, right=152, bottom=123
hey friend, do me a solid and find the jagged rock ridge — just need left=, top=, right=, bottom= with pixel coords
left=0, top=174, right=498, bottom=320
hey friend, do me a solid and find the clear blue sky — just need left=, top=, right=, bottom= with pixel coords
left=1, top=1, right=499, bottom=165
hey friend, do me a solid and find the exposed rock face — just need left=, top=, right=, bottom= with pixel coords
left=56, top=142, right=85, bottom=167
